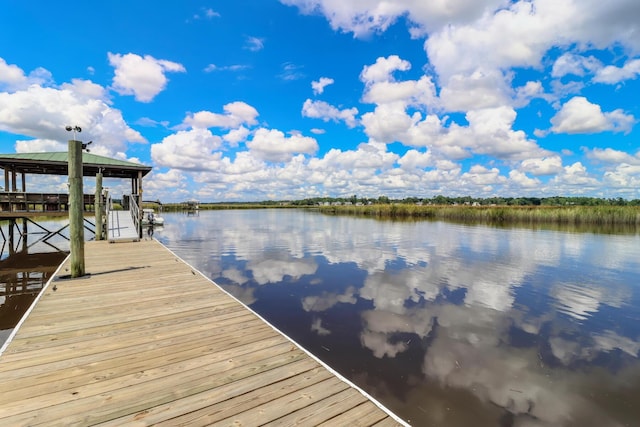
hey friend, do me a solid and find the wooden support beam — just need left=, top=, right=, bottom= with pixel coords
left=68, top=139, right=85, bottom=277
left=138, top=170, right=143, bottom=238
left=95, top=172, right=103, bottom=240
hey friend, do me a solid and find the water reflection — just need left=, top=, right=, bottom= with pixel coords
left=156, top=210, right=640, bottom=426
left=0, top=218, right=70, bottom=346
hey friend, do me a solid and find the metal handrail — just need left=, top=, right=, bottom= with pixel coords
left=129, top=194, right=141, bottom=238
left=105, top=192, right=118, bottom=240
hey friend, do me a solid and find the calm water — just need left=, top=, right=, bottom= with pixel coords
left=154, top=209, right=640, bottom=427
left=3, top=211, right=638, bottom=426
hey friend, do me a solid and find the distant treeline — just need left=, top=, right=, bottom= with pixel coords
left=159, top=195, right=640, bottom=210
left=158, top=196, right=640, bottom=209
left=290, top=195, right=640, bottom=207
left=154, top=196, right=639, bottom=227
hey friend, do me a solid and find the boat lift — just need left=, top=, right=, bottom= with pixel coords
left=0, top=215, right=100, bottom=256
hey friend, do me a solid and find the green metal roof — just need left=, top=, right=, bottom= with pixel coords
left=0, top=152, right=152, bottom=178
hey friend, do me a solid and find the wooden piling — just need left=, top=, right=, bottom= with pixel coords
left=68, top=139, right=85, bottom=277
left=94, top=172, right=103, bottom=241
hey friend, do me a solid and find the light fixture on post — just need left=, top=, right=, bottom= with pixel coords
left=65, top=125, right=82, bottom=141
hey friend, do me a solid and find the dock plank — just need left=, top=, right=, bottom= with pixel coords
left=1, top=333, right=286, bottom=403
left=3, top=303, right=243, bottom=354
left=0, top=312, right=261, bottom=370
left=317, top=401, right=390, bottom=426
left=205, top=377, right=351, bottom=426
left=0, top=239, right=406, bottom=426
left=267, top=387, right=371, bottom=426
left=98, top=365, right=333, bottom=427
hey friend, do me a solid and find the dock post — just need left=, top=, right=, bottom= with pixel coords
left=95, top=171, right=103, bottom=240
left=68, top=139, right=85, bottom=277
left=8, top=219, right=15, bottom=255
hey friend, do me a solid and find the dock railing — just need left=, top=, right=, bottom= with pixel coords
left=105, top=192, right=116, bottom=241
left=129, top=193, right=141, bottom=238
left=0, top=191, right=97, bottom=214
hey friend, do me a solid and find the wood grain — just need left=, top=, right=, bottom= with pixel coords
left=0, top=239, right=406, bottom=426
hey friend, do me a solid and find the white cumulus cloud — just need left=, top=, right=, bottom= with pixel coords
left=550, top=97, right=635, bottom=134
left=0, top=73, right=146, bottom=156
left=593, top=59, right=640, bottom=84
left=519, top=156, right=564, bottom=176
left=302, top=99, right=358, bottom=128
left=0, top=57, right=52, bottom=91
left=182, top=101, right=259, bottom=129
left=586, top=148, right=640, bottom=165
left=247, top=128, right=318, bottom=162
left=551, top=53, right=602, bottom=78
left=150, top=128, right=223, bottom=170
left=108, top=52, right=185, bottom=102
left=311, top=77, right=334, bottom=94
left=280, top=0, right=505, bottom=37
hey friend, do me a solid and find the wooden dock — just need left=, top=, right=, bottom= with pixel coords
left=0, top=239, right=406, bottom=426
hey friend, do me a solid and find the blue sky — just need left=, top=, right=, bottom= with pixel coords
left=1, top=1, right=639, bottom=202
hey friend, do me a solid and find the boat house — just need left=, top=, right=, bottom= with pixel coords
left=0, top=152, right=152, bottom=246
left=1, top=152, right=152, bottom=214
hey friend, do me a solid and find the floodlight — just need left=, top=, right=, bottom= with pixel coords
left=65, top=125, right=82, bottom=140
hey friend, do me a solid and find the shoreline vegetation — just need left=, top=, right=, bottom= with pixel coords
left=155, top=196, right=640, bottom=229
left=314, top=204, right=640, bottom=227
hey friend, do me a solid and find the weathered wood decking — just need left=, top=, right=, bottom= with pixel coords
left=0, top=239, right=406, bottom=426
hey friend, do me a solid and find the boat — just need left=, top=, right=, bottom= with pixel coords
left=142, top=208, right=164, bottom=226
left=183, top=199, right=199, bottom=216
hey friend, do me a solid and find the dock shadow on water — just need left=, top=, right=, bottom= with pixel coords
left=141, top=210, right=640, bottom=426
left=1, top=218, right=71, bottom=346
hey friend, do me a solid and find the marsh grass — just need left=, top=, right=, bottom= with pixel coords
left=317, top=204, right=640, bottom=227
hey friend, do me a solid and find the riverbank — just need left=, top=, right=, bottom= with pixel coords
left=316, top=204, right=640, bottom=227
left=146, top=202, right=640, bottom=230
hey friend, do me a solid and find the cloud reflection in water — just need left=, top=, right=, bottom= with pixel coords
left=157, top=210, right=640, bottom=426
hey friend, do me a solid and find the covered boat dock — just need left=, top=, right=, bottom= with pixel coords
left=0, top=151, right=152, bottom=250
left=0, top=152, right=152, bottom=216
